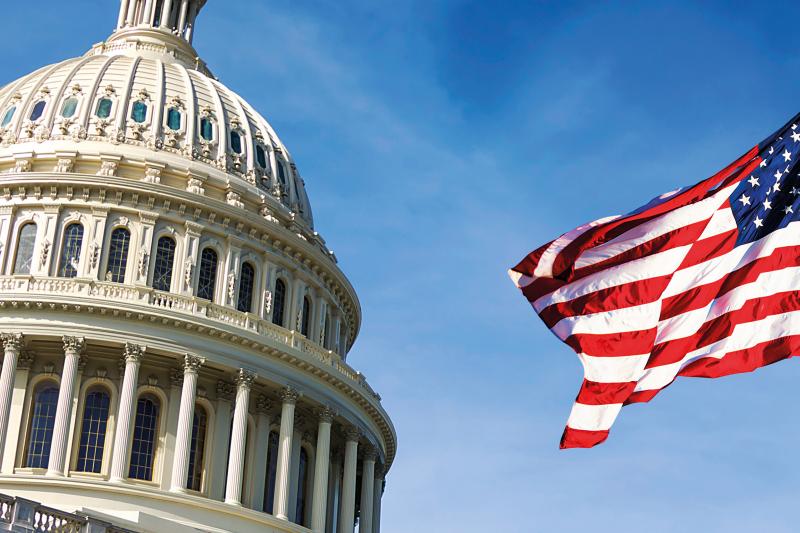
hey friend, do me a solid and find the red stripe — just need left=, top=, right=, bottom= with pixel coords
left=661, top=245, right=800, bottom=321
left=560, top=427, right=609, bottom=449
left=564, top=328, right=657, bottom=357
left=677, top=227, right=737, bottom=270
left=575, top=379, right=637, bottom=405
left=649, top=290, right=800, bottom=368
left=625, top=335, right=800, bottom=406
left=538, top=276, right=671, bottom=328
left=511, top=238, right=554, bottom=278
left=571, top=219, right=710, bottom=280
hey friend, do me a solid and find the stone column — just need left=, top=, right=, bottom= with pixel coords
left=338, top=427, right=359, bottom=533
left=170, top=354, right=205, bottom=492
left=209, top=380, right=234, bottom=500
left=224, top=369, right=255, bottom=505
left=142, top=0, right=154, bottom=24
left=0, top=334, right=22, bottom=459
left=372, top=470, right=384, bottom=533
left=2, top=350, right=33, bottom=474
left=359, top=448, right=377, bottom=533
left=126, top=0, right=138, bottom=26
left=311, top=407, right=334, bottom=533
left=177, top=0, right=189, bottom=32
left=325, top=451, right=341, bottom=533
left=160, top=0, right=174, bottom=28
left=273, top=387, right=299, bottom=520
left=159, top=367, right=184, bottom=490
left=110, top=343, right=146, bottom=482
left=46, top=336, right=85, bottom=477
left=250, top=395, right=273, bottom=511
left=118, top=0, right=130, bottom=28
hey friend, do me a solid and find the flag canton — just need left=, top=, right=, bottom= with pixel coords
left=730, top=124, right=800, bottom=246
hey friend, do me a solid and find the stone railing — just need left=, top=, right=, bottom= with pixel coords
left=0, top=493, right=138, bottom=532
left=0, top=276, right=380, bottom=403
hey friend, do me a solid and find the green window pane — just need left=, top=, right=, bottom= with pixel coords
left=96, top=98, right=112, bottom=119
left=200, top=117, right=213, bottom=141
left=131, top=101, right=147, bottom=123
left=1, top=106, right=16, bottom=127
left=166, top=107, right=181, bottom=130
left=61, top=98, right=78, bottom=119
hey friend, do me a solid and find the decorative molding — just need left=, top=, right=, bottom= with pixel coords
left=279, top=386, right=300, bottom=405
left=0, top=333, right=23, bottom=354
left=256, top=394, right=273, bottom=415
left=182, top=353, right=205, bottom=373
left=123, top=342, right=146, bottom=364
left=62, top=336, right=85, bottom=355
left=316, top=406, right=336, bottom=424
left=344, top=426, right=361, bottom=442
left=216, top=380, right=235, bottom=402
left=234, top=368, right=256, bottom=389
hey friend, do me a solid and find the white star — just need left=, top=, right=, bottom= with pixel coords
left=769, top=146, right=775, bottom=155
left=774, top=182, right=781, bottom=192
left=784, top=150, right=793, bottom=162
left=748, top=175, right=760, bottom=187
left=760, top=159, right=769, bottom=168
left=754, top=216, right=764, bottom=228
left=792, top=187, right=799, bottom=195
left=791, top=131, right=800, bottom=143
left=739, top=194, right=751, bottom=206
left=775, top=169, right=783, bottom=181
left=763, top=198, right=772, bottom=210
left=793, top=124, right=798, bottom=130
left=786, top=205, right=794, bottom=215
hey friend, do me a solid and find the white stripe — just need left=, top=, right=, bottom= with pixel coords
left=534, top=215, right=620, bottom=278
left=578, top=353, right=649, bottom=383
left=535, top=244, right=692, bottom=312
left=636, top=309, right=800, bottom=392
left=698, top=206, right=736, bottom=239
left=663, top=220, right=800, bottom=299
left=574, top=185, right=735, bottom=269
left=655, top=264, right=800, bottom=344
left=508, top=269, right=529, bottom=288
left=566, top=402, right=623, bottom=431
left=551, top=300, right=662, bottom=340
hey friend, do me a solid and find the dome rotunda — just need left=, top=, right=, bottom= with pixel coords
left=0, top=2, right=394, bottom=533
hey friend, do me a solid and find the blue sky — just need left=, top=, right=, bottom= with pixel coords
left=9, top=1, right=800, bottom=531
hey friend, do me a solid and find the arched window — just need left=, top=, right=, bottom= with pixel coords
left=105, top=228, right=131, bottom=283
left=96, top=98, right=112, bottom=119
left=13, top=223, right=37, bottom=275
left=25, top=383, right=59, bottom=468
left=256, top=145, right=267, bottom=169
left=1, top=106, right=16, bottom=127
left=264, top=430, right=279, bottom=513
left=277, top=161, right=287, bottom=186
left=295, top=447, right=309, bottom=525
left=301, top=297, right=311, bottom=337
left=237, top=262, right=255, bottom=313
left=129, top=395, right=160, bottom=481
left=57, top=223, right=84, bottom=278
left=29, top=100, right=46, bottom=121
left=196, top=248, right=218, bottom=301
left=230, top=131, right=243, bottom=154
left=186, top=404, right=208, bottom=491
left=200, top=117, right=214, bottom=141
left=322, top=311, right=330, bottom=349
left=61, top=97, right=78, bottom=119
left=166, top=107, right=181, bottom=131
left=131, top=101, right=148, bottom=123
left=75, top=387, right=110, bottom=473
left=151, top=236, right=176, bottom=291
left=272, top=279, right=286, bottom=327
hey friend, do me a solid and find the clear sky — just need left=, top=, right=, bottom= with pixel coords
left=8, top=1, right=800, bottom=532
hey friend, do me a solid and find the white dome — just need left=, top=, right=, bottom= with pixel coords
left=0, top=21, right=315, bottom=228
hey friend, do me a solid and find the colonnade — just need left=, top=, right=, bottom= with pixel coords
left=0, top=333, right=385, bottom=533
left=117, top=0, right=202, bottom=42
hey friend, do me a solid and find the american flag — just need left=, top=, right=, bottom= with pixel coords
left=510, top=112, right=800, bottom=449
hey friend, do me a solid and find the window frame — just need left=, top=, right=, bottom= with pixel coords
left=21, top=377, right=60, bottom=470
left=195, top=246, right=220, bottom=302
left=151, top=234, right=177, bottom=292
left=11, top=221, right=38, bottom=276
left=57, top=222, right=85, bottom=278
left=126, top=389, right=166, bottom=484
left=69, top=378, right=118, bottom=478
left=272, top=278, right=288, bottom=327
left=237, top=261, right=256, bottom=313
left=102, top=225, right=133, bottom=284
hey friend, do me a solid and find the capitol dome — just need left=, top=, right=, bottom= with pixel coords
left=0, top=1, right=395, bottom=532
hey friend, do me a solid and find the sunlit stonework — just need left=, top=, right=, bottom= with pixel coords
left=0, top=1, right=394, bottom=532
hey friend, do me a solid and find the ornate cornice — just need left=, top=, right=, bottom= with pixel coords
left=316, top=406, right=336, bottom=424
